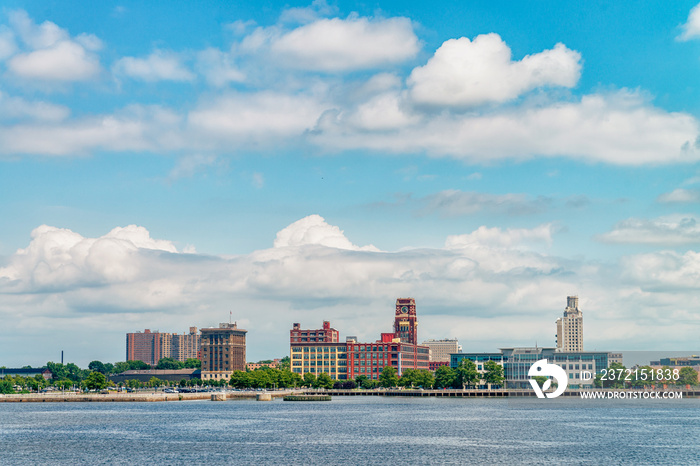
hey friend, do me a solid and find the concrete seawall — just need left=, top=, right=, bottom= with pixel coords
left=0, top=390, right=292, bottom=403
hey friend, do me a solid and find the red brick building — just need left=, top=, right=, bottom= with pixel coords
left=290, top=298, right=429, bottom=380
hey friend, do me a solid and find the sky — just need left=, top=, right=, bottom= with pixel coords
left=1, top=1, right=700, bottom=367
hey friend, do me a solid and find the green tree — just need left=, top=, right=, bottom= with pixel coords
left=379, top=366, right=399, bottom=388
left=678, top=367, right=699, bottom=386
left=399, top=368, right=417, bottom=388
left=156, top=358, right=184, bottom=370
left=483, top=361, right=504, bottom=388
left=314, top=372, right=334, bottom=389
left=303, top=372, right=317, bottom=388
left=603, top=363, right=627, bottom=389
left=355, top=375, right=370, bottom=389
left=84, top=371, right=108, bottom=391
left=0, top=379, right=14, bottom=394
left=88, top=360, right=106, bottom=374
left=184, top=358, right=201, bottom=369
left=128, top=360, right=151, bottom=370
left=434, top=366, right=456, bottom=389
left=413, top=370, right=435, bottom=389
left=456, top=359, right=480, bottom=388
left=147, top=377, right=164, bottom=388
left=278, top=356, right=291, bottom=371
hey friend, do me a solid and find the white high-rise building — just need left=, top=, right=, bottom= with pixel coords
left=421, top=339, right=462, bottom=362
left=556, top=296, right=583, bottom=351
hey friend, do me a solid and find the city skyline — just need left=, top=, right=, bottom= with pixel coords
left=2, top=1, right=700, bottom=367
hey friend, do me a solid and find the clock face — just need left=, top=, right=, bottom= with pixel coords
left=401, top=306, right=408, bottom=314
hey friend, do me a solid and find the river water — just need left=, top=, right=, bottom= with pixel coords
left=1, top=396, right=699, bottom=464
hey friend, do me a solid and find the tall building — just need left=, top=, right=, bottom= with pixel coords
left=421, top=339, right=462, bottom=363
left=394, top=298, right=418, bottom=344
left=290, top=298, right=430, bottom=381
left=126, top=327, right=201, bottom=365
left=556, top=296, right=584, bottom=352
left=126, top=329, right=165, bottom=365
left=200, top=323, right=247, bottom=381
left=172, top=327, right=200, bottom=361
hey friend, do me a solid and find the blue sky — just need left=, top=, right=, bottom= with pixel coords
left=1, top=1, right=700, bottom=367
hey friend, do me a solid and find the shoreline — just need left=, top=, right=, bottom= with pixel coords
left=2, top=387, right=698, bottom=402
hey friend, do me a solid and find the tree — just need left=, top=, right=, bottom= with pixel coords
left=603, top=363, right=627, bottom=389
left=414, top=370, right=435, bottom=389
left=184, top=358, right=201, bottom=369
left=84, top=372, right=108, bottom=391
left=314, top=373, right=334, bottom=389
left=147, top=377, right=164, bottom=388
left=88, top=361, right=107, bottom=374
left=303, top=372, right=317, bottom=388
left=483, top=361, right=504, bottom=388
left=279, top=356, right=291, bottom=371
left=399, top=368, right=417, bottom=388
left=678, top=367, right=699, bottom=386
left=456, top=359, right=480, bottom=388
left=355, top=375, right=370, bottom=389
left=156, top=358, right=184, bottom=370
left=379, top=366, right=399, bottom=388
left=434, top=366, right=457, bottom=389
left=0, top=379, right=14, bottom=394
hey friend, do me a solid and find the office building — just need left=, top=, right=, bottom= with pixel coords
left=200, top=322, right=247, bottom=381
left=556, top=296, right=584, bottom=351
left=421, top=339, right=462, bottom=362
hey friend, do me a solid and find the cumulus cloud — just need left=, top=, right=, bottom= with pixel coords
left=5, top=10, right=101, bottom=82
left=597, top=215, right=700, bottom=245
left=313, top=90, right=700, bottom=165
left=657, top=188, right=700, bottom=203
left=113, top=50, right=195, bottom=82
left=273, top=214, right=378, bottom=251
left=0, top=225, right=177, bottom=291
left=408, top=34, right=581, bottom=107
left=2, top=217, right=700, bottom=364
left=243, top=16, right=419, bottom=72
left=678, top=3, right=700, bottom=41
left=446, top=224, right=554, bottom=249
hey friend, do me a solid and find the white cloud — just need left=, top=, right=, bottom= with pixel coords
left=113, top=50, right=195, bottom=82
left=0, top=91, right=70, bottom=122
left=252, top=172, right=264, bottom=188
left=678, top=3, right=700, bottom=41
left=5, top=10, right=101, bottom=82
left=245, top=16, right=419, bottom=72
left=196, top=48, right=245, bottom=87
left=408, top=34, right=581, bottom=107
left=2, top=217, right=700, bottom=365
left=446, top=224, right=554, bottom=249
left=597, top=215, right=700, bottom=245
left=657, top=188, right=700, bottom=203
left=273, top=214, right=378, bottom=251
left=0, top=26, right=17, bottom=60
left=313, top=90, right=700, bottom=165
left=188, top=91, right=326, bottom=141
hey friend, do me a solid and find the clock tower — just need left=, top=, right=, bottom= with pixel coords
left=394, top=298, right=418, bottom=345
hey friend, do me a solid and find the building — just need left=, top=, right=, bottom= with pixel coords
left=200, top=323, right=247, bottom=381
left=0, top=367, right=53, bottom=380
left=452, top=347, right=609, bottom=390
left=421, top=339, right=462, bottom=362
left=608, top=353, right=623, bottom=365
left=290, top=298, right=430, bottom=381
left=109, top=369, right=200, bottom=385
left=126, top=329, right=165, bottom=366
left=172, top=327, right=201, bottom=362
left=659, top=356, right=700, bottom=366
left=556, top=296, right=584, bottom=351
left=126, top=327, right=202, bottom=365
left=290, top=321, right=339, bottom=343
left=246, top=359, right=281, bottom=371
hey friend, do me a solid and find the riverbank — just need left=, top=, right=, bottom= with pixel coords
left=0, top=390, right=292, bottom=402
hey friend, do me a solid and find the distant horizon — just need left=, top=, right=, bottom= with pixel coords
left=2, top=1, right=700, bottom=367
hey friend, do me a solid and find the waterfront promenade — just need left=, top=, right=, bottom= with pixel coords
left=0, top=390, right=292, bottom=402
